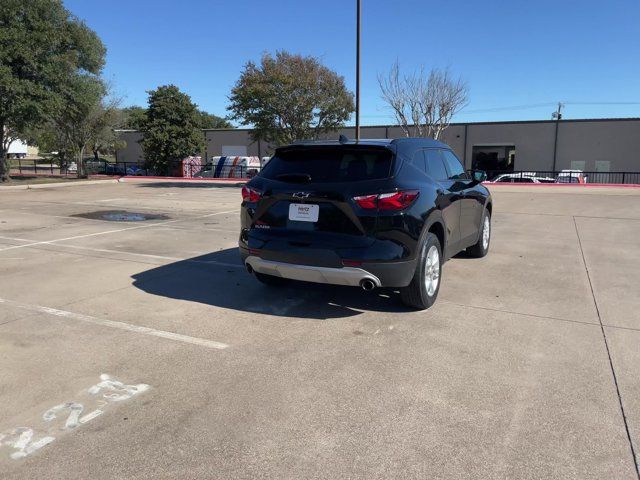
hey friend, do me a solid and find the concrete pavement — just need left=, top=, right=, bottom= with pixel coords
left=0, top=181, right=639, bottom=479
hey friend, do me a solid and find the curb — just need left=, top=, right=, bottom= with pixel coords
left=0, top=178, right=120, bottom=191
left=118, top=176, right=247, bottom=185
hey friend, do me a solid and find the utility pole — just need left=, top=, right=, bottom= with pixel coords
left=355, top=0, right=361, bottom=141
left=552, top=102, right=563, bottom=172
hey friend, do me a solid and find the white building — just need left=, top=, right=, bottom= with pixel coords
left=7, top=138, right=28, bottom=158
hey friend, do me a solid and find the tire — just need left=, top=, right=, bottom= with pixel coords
left=254, top=272, right=290, bottom=286
left=400, top=232, right=442, bottom=310
left=467, top=210, right=491, bottom=258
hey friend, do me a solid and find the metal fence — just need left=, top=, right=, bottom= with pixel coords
left=484, top=170, right=640, bottom=185
left=9, top=159, right=263, bottom=179
left=9, top=159, right=640, bottom=185
left=10, top=159, right=73, bottom=176
left=181, top=162, right=262, bottom=179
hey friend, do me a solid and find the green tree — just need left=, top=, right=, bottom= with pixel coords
left=51, top=75, right=107, bottom=177
left=140, top=85, right=203, bottom=173
left=196, top=110, right=231, bottom=129
left=119, top=106, right=147, bottom=130
left=89, top=100, right=125, bottom=162
left=0, top=0, right=105, bottom=181
left=30, top=119, right=75, bottom=169
left=119, top=107, right=229, bottom=130
left=37, top=79, right=126, bottom=176
left=228, top=51, right=354, bottom=145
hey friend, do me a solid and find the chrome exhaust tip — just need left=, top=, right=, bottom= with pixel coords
left=360, top=279, right=376, bottom=291
left=245, top=262, right=254, bottom=274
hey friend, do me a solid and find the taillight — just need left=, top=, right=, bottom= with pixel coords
left=352, top=194, right=378, bottom=209
left=241, top=186, right=261, bottom=203
left=353, top=190, right=419, bottom=211
left=378, top=191, right=419, bottom=210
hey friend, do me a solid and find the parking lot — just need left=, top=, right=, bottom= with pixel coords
left=1, top=180, right=639, bottom=479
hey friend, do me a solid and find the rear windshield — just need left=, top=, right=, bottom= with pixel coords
left=260, top=147, right=393, bottom=183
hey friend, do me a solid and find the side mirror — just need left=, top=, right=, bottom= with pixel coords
left=469, top=170, right=487, bottom=184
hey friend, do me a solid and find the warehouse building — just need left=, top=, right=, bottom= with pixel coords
left=116, top=117, right=640, bottom=174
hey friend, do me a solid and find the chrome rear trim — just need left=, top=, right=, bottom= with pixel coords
left=245, top=256, right=381, bottom=287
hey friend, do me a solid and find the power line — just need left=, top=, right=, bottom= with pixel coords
left=360, top=100, right=640, bottom=119
left=464, top=103, right=557, bottom=114
left=464, top=101, right=640, bottom=114
left=564, top=101, right=640, bottom=105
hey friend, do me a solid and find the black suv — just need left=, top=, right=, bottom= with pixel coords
left=239, top=138, right=492, bottom=309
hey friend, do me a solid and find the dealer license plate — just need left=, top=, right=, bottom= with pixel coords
left=288, top=203, right=319, bottom=222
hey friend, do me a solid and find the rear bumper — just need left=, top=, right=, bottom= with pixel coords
left=245, top=256, right=381, bottom=288
left=240, top=247, right=418, bottom=288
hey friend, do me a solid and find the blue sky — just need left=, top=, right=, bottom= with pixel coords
left=65, top=0, right=640, bottom=125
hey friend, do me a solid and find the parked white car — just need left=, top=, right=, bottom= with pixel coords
left=489, top=172, right=555, bottom=184
left=556, top=170, right=587, bottom=184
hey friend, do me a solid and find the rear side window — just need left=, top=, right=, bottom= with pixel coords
left=410, top=150, right=427, bottom=174
left=260, top=147, right=393, bottom=183
left=425, top=149, right=448, bottom=180
left=441, top=150, right=468, bottom=180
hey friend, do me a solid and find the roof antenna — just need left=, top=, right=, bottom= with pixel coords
left=338, top=134, right=349, bottom=144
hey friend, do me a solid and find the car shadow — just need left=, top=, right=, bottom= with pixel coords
left=131, top=248, right=414, bottom=319
left=451, top=250, right=478, bottom=259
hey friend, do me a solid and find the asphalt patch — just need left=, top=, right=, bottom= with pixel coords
left=72, top=210, right=170, bottom=222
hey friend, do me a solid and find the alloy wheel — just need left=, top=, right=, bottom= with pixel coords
left=482, top=216, right=490, bottom=250
left=424, top=245, right=440, bottom=296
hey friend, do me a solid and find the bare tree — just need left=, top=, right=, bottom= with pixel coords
left=88, top=98, right=125, bottom=162
left=46, top=77, right=125, bottom=178
left=379, top=62, right=468, bottom=139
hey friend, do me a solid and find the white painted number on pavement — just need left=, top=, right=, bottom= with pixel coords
left=0, top=374, right=150, bottom=460
left=0, top=428, right=55, bottom=460
left=88, top=374, right=149, bottom=401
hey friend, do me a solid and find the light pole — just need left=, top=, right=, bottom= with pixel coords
left=552, top=102, right=563, bottom=172
left=355, top=0, right=361, bottom=141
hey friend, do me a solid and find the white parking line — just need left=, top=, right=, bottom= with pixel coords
left=0, top=297, right=229, bottom=350
left=1, top=209, right=239, bottom=229
left=52, top=243, right=245, bottom=268
left=0, top=234, right=244, bottom=268
left=0, top=210, right=237, bottom=253
left=0, top=234, right=44, bottom=244
left=0, top=209, right=107, bottom=223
